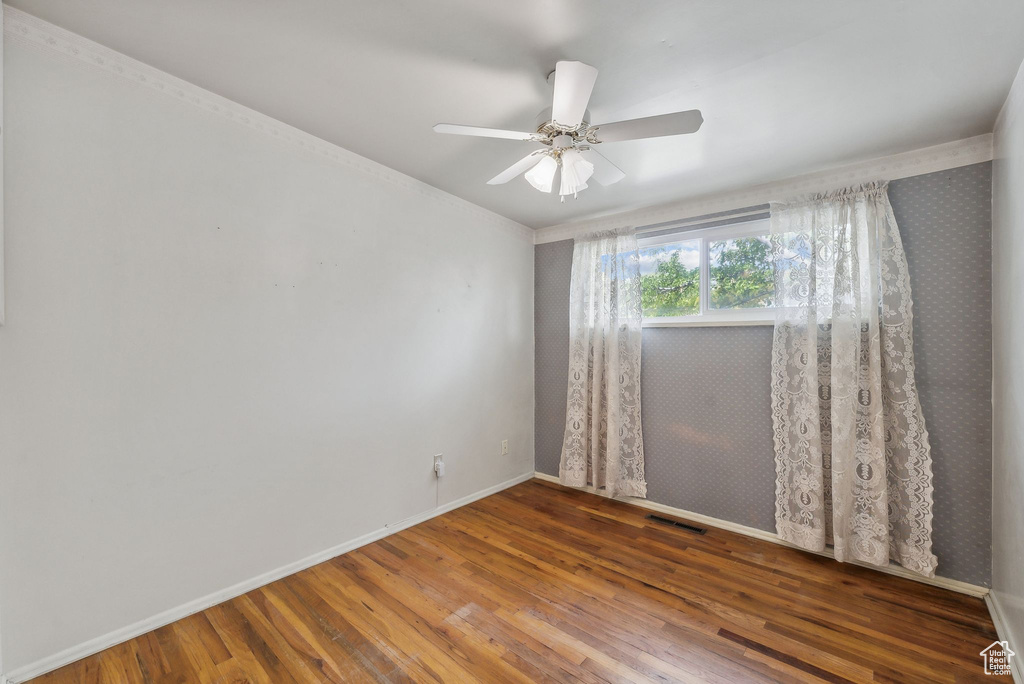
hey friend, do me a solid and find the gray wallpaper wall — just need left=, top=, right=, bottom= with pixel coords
left=534, top=162, right=993, bottom=586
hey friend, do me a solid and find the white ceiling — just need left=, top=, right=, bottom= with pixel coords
left=13, top=0, right=1024, bottom=229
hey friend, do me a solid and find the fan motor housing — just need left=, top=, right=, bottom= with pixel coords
left=551, top=134, right=574, bottom=150
left=534, top=106, right=591, bottom=138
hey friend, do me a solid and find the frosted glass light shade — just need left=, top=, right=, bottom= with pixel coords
left=559, top=149, right=595, bottom=196
left=525, top=155, right=558, bottom=193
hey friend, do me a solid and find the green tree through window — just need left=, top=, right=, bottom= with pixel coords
left=640, top=247, right=700, bottom=317
left=709, top=236, right=774, bottom=309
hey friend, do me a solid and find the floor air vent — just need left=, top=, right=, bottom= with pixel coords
left=646, top=514, right=706, bottom=535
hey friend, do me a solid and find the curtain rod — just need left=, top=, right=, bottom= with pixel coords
left=636, top=206, right=770, bottom=235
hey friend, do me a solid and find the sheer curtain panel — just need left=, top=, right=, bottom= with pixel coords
left=559, top=228, right=647, bottom=498
left=770, top=182, right=937, bottom=577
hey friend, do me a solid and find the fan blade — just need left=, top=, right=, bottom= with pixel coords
left=433, top=123, right=540, bottom=141
left=487, top=151, right=546, bottom=185
left=590, top=110, right=703, bottom=143
left=551, top=61, right=599, bottom=129
left=585, top=149, right=626, bottom=186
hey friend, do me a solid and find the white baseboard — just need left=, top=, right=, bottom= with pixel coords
left=986, top=592, right=1024, bottom=683
left=533, top=471, right=990, bottom=598
left=3, top=471, right=535, bottom=684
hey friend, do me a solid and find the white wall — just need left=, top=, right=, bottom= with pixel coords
left=992, top=57, right=1024, bottom=661
left=0, top=24, right=534, bottom=674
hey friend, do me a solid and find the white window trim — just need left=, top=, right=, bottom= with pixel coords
left=638, top=217, right=777, bottom=328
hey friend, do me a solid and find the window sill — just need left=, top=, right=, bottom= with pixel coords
left=642, top=316, right=775, bottom=328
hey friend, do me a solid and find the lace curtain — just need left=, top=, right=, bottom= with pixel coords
left=559, top=227, right=647, bottom=498
left=770, top=182, right=937, bottom=577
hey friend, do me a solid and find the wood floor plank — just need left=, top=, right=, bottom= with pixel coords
left=30, top=479, right=1002, bottom=683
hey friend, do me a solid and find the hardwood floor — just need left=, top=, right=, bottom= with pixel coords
left=32, top=479, right=1000, bottom=683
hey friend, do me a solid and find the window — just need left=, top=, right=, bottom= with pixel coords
left=638, top=217, right=776, bottom=326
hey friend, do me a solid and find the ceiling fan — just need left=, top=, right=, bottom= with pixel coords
left=433, top=60, right=703, bottom=201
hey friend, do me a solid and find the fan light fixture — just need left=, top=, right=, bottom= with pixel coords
left=522, top=149, right=595, bottom=200
left=434, top=60, right=703, bottom=201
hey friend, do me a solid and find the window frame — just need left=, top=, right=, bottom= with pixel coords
left=638, top=217, right=776, bottom=328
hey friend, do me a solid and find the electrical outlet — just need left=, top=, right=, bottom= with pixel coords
left=433, top=453, right=444, bottom=477
left=501, top=440, right=508, bottom=455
